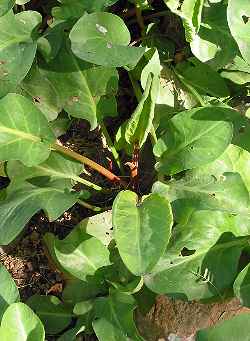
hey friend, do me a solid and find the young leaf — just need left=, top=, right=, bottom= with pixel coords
left=0, top=0, right=14, bottom=17
left=233, top=263, right=250, bottom=308
left=144, top=234, right=249, bottom=300
left=0, top=182, right=79, bottom=245
left=54, top=230, right=111, bottom=281
left=125, top=73, right=159, bottom=148
left=27, top=295, right=72, bottom=335
left=0, top=94, right=55, bottom=167
left=21, top=42, right=118, bottom=129
left=0, top=11, right=42, bottom=97
left=69, top=12, right=145, bottom=68
left=154, top=106, right=233, bottom=175
left=0, top=265, right=20, bottom=320
left=0, top=302, right=45, bottom=341
left=227, top=0, right=250, bottom=64
left=190, top=2, right=238, bottom=69
left=113, top=190, right=173, bottom=275
left=196, top=313, right=250, bottom=340
left=92, top=290, right=144, bottom=341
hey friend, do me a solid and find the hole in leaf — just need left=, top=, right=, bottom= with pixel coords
left=242, top=15, right=249, bottom=24
left=181, top=248, right=196, bottom=256
left=33, top=96, right=41, bottom=103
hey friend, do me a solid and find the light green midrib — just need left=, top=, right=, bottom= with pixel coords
left=0, top=126, right=41, bottom=142
left=35, top=165, right=102, bottom=190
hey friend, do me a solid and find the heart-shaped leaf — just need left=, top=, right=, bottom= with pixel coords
left=0, top=302, right=45, bottom=341
left=69, top=12, right=145, bottom=68
left=0, top=265, right=20, bottom=320
left=0, top=94, right=55, bottom=167
left=113, top=190, right=173, bottom=275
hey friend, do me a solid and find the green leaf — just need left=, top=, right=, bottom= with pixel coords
left=233, top=263, right=250, bottom=308
left=76, top=210, right=113, bottom=246
left=154, top=106, right=233, bottom=175
left=164, top=0, right=205, bottom=42
left=21, top=42, right=118, bottom=129
left=0, top=0, right=14, bottom=17
left=125, top=73, right=159, bottom=148
left=0, top=302, right=45, bottom=341
left=57, top=319, right=85, bottom=341
left=227, top=0, right=250, bottom=64
left=196, top=313, right=250, bottom=340
left=69, top=12, right=145, bottom=68
left=190, top=2, right=238, bottom=69
left=0, top=182, right=78, bottom=245
left=162, top=172, right=250, bottom=223
left=7, top=152, right=85, bottom=190
left=176, top=57, right=229, bottom=97
left=0, top=94, right=55, bottom=167
left=52, top=0, right=119, bottom=21
left=167, top=210, right=250, bottom=257
left=62, top=279, right=106, bottom=305
left=93, top=290, right=144, bottom=341
left=0, top=11, right=42, bottom=97
left=144, top=234, right=249, bottom=300
left=54, top=228, right=111, bottom=281
left=0, top=265, right=20, bottom=320
left=113, top=190, right=173, bottom=275
left=27, top=295, right=72, bottom=335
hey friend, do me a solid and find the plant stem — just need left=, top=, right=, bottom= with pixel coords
left=73, top=175, right=102, bottom=191
left=51, top=143, right=127, bottom=187
left=77, top=200, right=102, bottom=212
left=100, top=122, right=124, bottom=174
left=135, top=1, right=145, bottom=33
